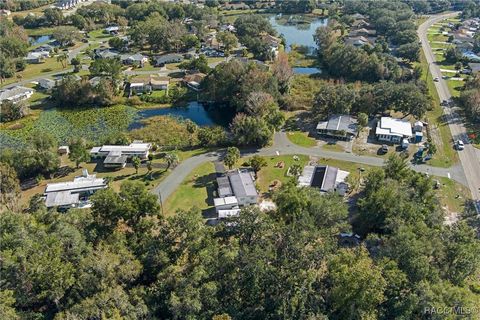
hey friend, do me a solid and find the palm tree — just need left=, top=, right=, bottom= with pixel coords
left=57, top=52, right=68, bottom=69
left=165, top=153, right=179, bottom=171
left=289, top=163, right=303, bottom=180
left=132, top=156, right=141, bottom=174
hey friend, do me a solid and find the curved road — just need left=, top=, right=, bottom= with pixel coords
left=418, top=12, right=480, bottom=203
left=152, top=132, right=467, bottom=202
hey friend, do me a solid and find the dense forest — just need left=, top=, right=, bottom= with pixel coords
left=1, top=155, right=480, bottom=319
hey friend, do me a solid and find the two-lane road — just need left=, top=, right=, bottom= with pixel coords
left=418, top=12, right=480, bottom=203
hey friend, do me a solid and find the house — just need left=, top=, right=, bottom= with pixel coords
left=316, top=114, right=358, bottom=140
left=0, top=86, right=34, bottom=104
left=348, top=28, right=376, bottom=37
left=351, top=13, right=366, bottom=20
left=95, top=49, right=120, bottom=59
left=298, top=165, right=350, bottom=196
left=105, top=26, right=119, bottom=35
left=153, top=54, right=183, bottom=67
left=121, top=53, right=148, bottom=66
left=468, top=63, right=480, bottom=74
left=375, top=117, right=413, bottom=143
left=90, top=142, right=151, bottom=168
left=222, top=2, right=250, bottom=10
left=56, top=0, right=86, bottom=10
left=344, top=36, right=373, bottom=47
left=58, top=146, right=70, bottom=155
left=37, top=78, right=56, bottom=90
left=25, top=51, right=49, bottom=64
left=260, top=33, right=282, bottom=48
left=213, top=168, right=258, bottom=214
left=33, top=44, right=55, bottom=53
left=352, top=19, right=370, bottom=28
left=44, top=170, right=107, bottom=209
left=183, top=73, right=206, bottom=91
left=150, top=75, right=170, bottom=91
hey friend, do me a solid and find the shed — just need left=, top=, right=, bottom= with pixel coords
left=58, top=146, right=70, bottom=155
left=413, top=121, right=424, bottom=132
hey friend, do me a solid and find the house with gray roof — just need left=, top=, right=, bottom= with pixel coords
left=44, top=170, right=107, bottom=209
left=153, top=54, right=183, bottom=67
left=213, top=168, right=258, bottom=215
left=0, top=86, right=34, bottom=104
left=121, top=53, right=148, bottom=66
left=37, top=78, right=56, bottom=90
left=298, top=165, right=350, bottom=196
left=316, top=114, right=358, bottom=140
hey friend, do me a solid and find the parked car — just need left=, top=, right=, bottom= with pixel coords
left=455, top=140, right=465, bottom=150
left=380, top=144, right=388, bottom=154
left=434, top=77, right=439, bottom=82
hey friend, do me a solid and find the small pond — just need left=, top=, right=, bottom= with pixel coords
left=129, top=101, right=216, bottom=129
left=269, top=15, right=328, bottom=52
left=293, top=67, right=322, bottom=75
left=28, top=35, right=53, bottom=46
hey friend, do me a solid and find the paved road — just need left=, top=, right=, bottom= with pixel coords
left=152, top=132, right=468, bottom=202
left=418, top=12, right=480, bottom=202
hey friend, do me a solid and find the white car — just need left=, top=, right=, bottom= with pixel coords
left=455, top=140, right=465, bottom=150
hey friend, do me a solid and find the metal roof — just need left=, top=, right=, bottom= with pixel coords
left=228, top=170, right=257, bottom=198
left=316, top=114, right=358, bottom=135
left=376, top=117, right=413, bottom=138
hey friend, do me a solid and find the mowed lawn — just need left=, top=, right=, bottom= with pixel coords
left=286, top=131, right=317, bottom=147
left=163, top=162, right=216, bottom=215
left=2, top=57, right=67, bottom=86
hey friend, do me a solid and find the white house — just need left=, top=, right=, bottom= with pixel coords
left=375, top=117, right=413, bottom=143
left=0, top=86, right=34, bottom=104
left=44, top=170, right=107, bottom=209
left=90, top=142, right=151, bottom=168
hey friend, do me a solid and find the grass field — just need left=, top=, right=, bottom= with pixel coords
left=2, top=57, right=66, bottom=86
left=286, top=131, right=317, bottom=147
left=163, top=161, right=216, bottom=215
left=436, top=176, right=471, bottom=214
left=417, top=50, right=458, bottom=168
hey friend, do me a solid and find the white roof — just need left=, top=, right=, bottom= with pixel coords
left=45, top=175, right=106, bottom=193
left=376, top=117, right=413, bottom=138
left=0, top=86, right=34, bottom=101
left=91, top=143, right=151, bottom=154
left=214, top=196, right=238, bottom=207
left=45, top=191, right=79, bottom=207
left=298, top=165, right=315, bottom=187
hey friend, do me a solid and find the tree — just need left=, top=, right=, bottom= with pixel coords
left=230, top=113, right=272, bottom=147
left=357, top=112, right=368, bottom=136
left=52, top=26, right=81, bottom=47
left=314, top=25, right=337, bottom=60
left=384, top=153, right=409, bottom=181
left=247, top=155, right=267, bottom=178
left=327, top=247, right=386, bottom=320
left=397, top=42, right=420, bottom=62
left=178, top=55, right=210, bottom=73
left=0, top=100, right=29, bottom=122
left=69, top=138, right=90, bottom=168
left=108, top=37, right=127, bottom=52
left=57, top=52, right=68, bottom=69
left=89, top=58, right=123, bottom=80
left=271, top=52, right=293, bottom=94
left=43, top=8, right=63, bottom=26
left=313, top=83, right=355, bottom=117
left=224, top=147, right=240, bottom=169
left=70, top=57, right=81, bottom=72
left=164, top=153, right=179, bottom=171
left=0, top=163, right=20, bottom=212
left=216, top=31, right=238, bottom=54
left=132, top=156, right=141, bottom=174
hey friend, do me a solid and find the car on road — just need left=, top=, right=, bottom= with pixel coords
left=434, top=77, right=440, bottom=82
left=455, top=140, right=465, bottom=150
left=380, top=145, right=388, bottom=154
left=441, top=100, right=448, bottom=106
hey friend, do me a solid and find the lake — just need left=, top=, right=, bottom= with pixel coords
left=28, top=35, right=53, bottom=46
left=130, top=101, right=216, bottom=129
left=269, top=15, right=328, bottom=52
left=293, top=67, right=322, bottom=75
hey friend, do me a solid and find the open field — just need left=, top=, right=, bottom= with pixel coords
left=163, top=161, right=216, bottom=215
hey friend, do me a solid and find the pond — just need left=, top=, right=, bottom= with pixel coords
left=28, top=35, right=53, bottom=46
left=269, top=15, right=328, bottom=52
left=293, top=67, right=322, bottom=75
left=130, top=101, right=216, bottom=129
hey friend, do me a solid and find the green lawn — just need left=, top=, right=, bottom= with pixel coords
left=163, top=161, right=216, bottom=215
left=2, top=57, right=67, bottom=86
left=25, top=27, right=57, bottom=37
left=88, top=29, right=113, bottom=41
left=286, top=131, right=317, bottom=147
left=416, top=50, right=458, bottom=168
left=446, top=79, right=464, bottom=97
left=436, top=177, right=471, bottom=213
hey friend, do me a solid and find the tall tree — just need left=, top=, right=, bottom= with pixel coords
left=69, top=138, right=90, bottom=168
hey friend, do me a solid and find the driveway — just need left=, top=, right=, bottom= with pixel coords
left=418, top=12, right=480, bottom=202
